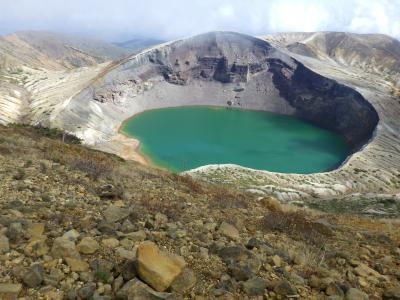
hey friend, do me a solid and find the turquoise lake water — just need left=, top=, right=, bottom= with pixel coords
left=122, top=106, right=350, bottom=173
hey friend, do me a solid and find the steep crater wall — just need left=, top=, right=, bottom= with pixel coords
left=65, top=32, right=379, bottom=153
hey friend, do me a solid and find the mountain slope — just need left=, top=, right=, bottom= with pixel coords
left=0, top=31, right=130, bottom=125
left=0, top=31, right=131, bottom=70
left=263, top=32, right=400, bottom=78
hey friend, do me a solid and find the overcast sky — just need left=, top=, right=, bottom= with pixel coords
left=1, top=0, right=399, bottom=42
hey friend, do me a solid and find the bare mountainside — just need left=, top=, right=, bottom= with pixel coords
left=0, top=31, right=131, bottom=70
left=263, top=32, right=400, bottom=78
left=0, top=31, right=399, bottom=213
left=0, top=31, right=131, bottom=124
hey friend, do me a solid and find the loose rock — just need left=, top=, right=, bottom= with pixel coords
left=219, top=222, right=240, bottom=240
left=23, top=264, right=44, bottom=288
left=77, top=237, right=99, bottom=254
left=136, top=241, right=186, bottom=292
left=243, top=277, right=266, bottom=296
left=103, top=206, right=130, bottom=223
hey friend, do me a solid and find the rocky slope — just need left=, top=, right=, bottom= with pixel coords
left=0, top=125, right=399, bottom=299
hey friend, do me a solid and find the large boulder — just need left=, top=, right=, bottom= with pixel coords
left=136, top=241, right=186, bottom=292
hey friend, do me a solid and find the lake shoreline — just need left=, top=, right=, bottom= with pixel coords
left=119, top=105, right=351, bottom=174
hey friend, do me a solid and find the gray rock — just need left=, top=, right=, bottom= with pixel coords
left=326, top=282, right=345, bottom=297
left=63, top=229, right=80, bottom=241
left=113, top=275, right=124, bottom=293
left=43, top=268, right=64, bottom=287
left=228, top=263, right=254, bottom=281
left=218, top=246, right=246, bottom=264
left=127, top=279, right=178, bottom=299
left=78, top=283, right=96, bottom=300
left=171, top=268, right=196, bottom=294
left=7, top=222, right=24, bottom=242
left=246, top=237, right=262, bottom=249
left=97, top=222, right=116, bottom=236
left=243, top=277, right=266, bottom=296
left=23, top=264, right=44, bottom=288
left=288, top=272, right=306, bottom=285
left=80, top=272, right=95, bottom=283
left=124, top=230, right=146, bottom=242
left=50, top=237, right=80, bottom=259
left=77, top=237, right=99, bottom=254
left=65, top=289, right=78, bottom=300
left=104, top=206, right=130, bottom=223
left=90, top=259, right=114, bottom=273
left=327, top=296, right=344, bottom=300
left=121, top=219, right=135, bottom=232
left=346, top=288, right=369, bottom=300
left=122, top=260, right=137, bottom=281
left=383, top=287, right=400, bottom=300
left=116, top=247, right=136, bottom=260
left=0, top=235, right=9, bottom=253
left=97, top=184, right=122, bottom=199
left=0, top=283, right=22, bottom=298
left=274, top=279, right=297, bottom=296
left=217, top=275, right=236, bottom=293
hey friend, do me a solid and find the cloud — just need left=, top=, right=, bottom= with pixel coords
left=0, top=0, right=399, bottom=41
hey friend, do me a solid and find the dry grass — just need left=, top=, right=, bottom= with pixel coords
left=137, top=193, right=182, bottom=220
left=261, top=208, right=332, bottom=247
left=169, top=173, right=204, bottom=193
left=207, top=185, right=249, bottom=209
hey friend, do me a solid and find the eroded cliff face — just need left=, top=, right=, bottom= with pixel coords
left=73, top=31, right=378, bottom=149
left=267, top=59, right=379, bottom=146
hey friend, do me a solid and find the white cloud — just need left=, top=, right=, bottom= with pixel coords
left=0, top=0, right=399, bottom=41
left=349, top=0, right=400, bottom=38
left=268, top=1, right=330, bottom=32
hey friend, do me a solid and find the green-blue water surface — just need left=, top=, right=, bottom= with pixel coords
left=122, top=106, right=350, bottom=173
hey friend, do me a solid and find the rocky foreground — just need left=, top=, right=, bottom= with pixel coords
left=0, top=125, right=399, bottom=299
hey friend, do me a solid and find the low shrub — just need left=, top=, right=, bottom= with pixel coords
left=261, top=209, right=331, bottom=247
left=13, top=168, right=26, bottom=180
left=169, top=173, right=203, bottom=193
left=208, top=185, right=249, bottom=209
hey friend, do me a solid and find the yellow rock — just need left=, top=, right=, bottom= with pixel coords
left=25, top=238, right=49, bottom=257
left=136, top=241, right=186, bottom=292
left=218, top=222, right=240, bottom=240
left=26, top=223, right=45, bottom=239
left=77, top=237, right=99, bottom=254
left=65, top=257, right=89, bottom=272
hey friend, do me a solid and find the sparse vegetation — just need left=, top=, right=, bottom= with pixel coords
left=13, top=168, right=26, bottom=180
left=0, top=124, right=399, bottom=299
